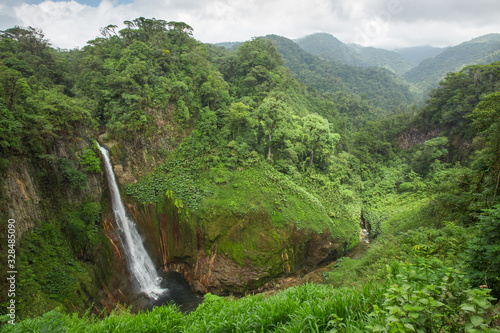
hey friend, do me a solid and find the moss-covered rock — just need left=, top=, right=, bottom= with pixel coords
left=123, top=163, right=357, bottom=296
left=0, top=139, right=114, bottom=320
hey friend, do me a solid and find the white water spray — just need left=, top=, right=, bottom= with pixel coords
left=360, top=229, right=370, bottom=244
left=98, top=143, right=165, bottom=299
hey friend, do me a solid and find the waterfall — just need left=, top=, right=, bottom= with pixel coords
left=98, top=143, right=165, bottom=299
left=360, top=229, right=370, bottom=244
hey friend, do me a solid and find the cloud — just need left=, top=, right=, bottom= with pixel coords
left=390, top=0, right=500, bottom=24
left=0, top=0, right=23, bottom=29
left=1, top=0, right=499, bottom=50
left=325, top=0, right=500, bottom=48
left=190, top=0, right=354, bottom=43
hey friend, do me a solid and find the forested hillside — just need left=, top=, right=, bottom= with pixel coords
left=1, top=18, right=500, bottom=332
left=294, top=32, right=413, bottom=75
left=404, top=33, right=500, bottom=94
left=216, top=34, right=415, bottom=121
left=266, top=34, right=414, bottom=118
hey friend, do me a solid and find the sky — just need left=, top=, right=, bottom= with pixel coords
left=0, top=0, right=499, bottom=50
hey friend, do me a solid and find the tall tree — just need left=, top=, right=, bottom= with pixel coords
left=302, top=113, right=340, bottom=167
left=255, top=95, right=292, bottom=160
left=471, top=91, right=500, bottom=198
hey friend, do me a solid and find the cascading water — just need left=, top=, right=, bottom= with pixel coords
left=360, top=229, right=370, bottom=244
left=98, top=143, right=165, bottom=299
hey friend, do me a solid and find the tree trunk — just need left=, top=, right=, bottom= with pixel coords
left=310, top=149, right=314, bottom=167
left=267, top=132, right=272, bottom=160
left=494, top=169, right=500, bottom=198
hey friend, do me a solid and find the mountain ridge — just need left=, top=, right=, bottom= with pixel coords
left=403, top=33, right=500, bottom=93
left=294, top=32, right=412, bottom=75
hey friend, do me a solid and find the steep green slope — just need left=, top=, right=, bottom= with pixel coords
left=266, top=34, right=414, bottom=116
left=0, top=27, right=113, bottom=319
left=352, top=44, right=413, bottom=75
left=215, top=34, right=415, bottom=118
left=403, top=33, right=500, bottom=94
left=411, top=61, right=500, bottom=161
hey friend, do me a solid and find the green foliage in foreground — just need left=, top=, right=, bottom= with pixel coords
left=464, top=205, right=500, bottom=298
left=2, top=261, right=498, bottom=333
left=1, top=201, right=107, bottom=319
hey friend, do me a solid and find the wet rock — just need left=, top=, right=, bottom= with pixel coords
left=151, top=271, right=202, bottom=313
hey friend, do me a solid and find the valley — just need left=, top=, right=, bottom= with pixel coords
left=0, top=18, right=499, bottom=332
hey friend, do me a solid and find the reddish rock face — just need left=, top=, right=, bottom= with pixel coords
left=193, top=250, right=270, bottom=294
left=98, top=213, right=136, bottom=313
left=118, top=194, right=344, bottom=297
left=189, top=232, right=341, bottom=295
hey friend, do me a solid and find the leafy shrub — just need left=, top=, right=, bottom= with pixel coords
left=208, top=163, right=233, bottom=184
left=57, top=158, right=87, bottom=189
left=64, top=202, right=101, bottom=259
left=366, top=261, right=499, bottom=333
left=79, top=141, right=101, bottom=173
left=464, top=204, right=500, bottom=298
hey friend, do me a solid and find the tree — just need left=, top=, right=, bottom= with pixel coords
left=471, top=91, right=500, bottom=132
left=255, top=95, right=292, bottom=160
left=470, top=91, right=500, bottom=198
left=0, top=26, right=50, bottom=56
left=464, top=204, right=500, bottom=298
left=237, top=38, right=283, bottom=73
left=227, top=102, right=252, bottom=137
left=411, top=136, right=449, bottom=176
left=99, top=24, right=118, bottom=39
left=302, top=113, right=340, bottom=167
left=200, top=72, right=229, bottom=110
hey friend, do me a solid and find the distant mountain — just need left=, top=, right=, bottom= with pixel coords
left=213, top=41, right=242, bottom=52
left=264, top=34, right=415, bottom=114
left=403, top=34, right=500, bottom=94
left=352, top=45, right=414, bottom=75
left=393, top=46, right=446, bottom=66
left=294, top=32, right=413, bottom=75
left=215, top=33, right=500, bottom=103
left=294, top=33, right=362, bottom=65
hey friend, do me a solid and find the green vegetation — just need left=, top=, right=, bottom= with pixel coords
left=267, top=34, right=414, bottom=116
left=79, top=141, right=101, bottom=174
left=404, top=34, right=500, bottom=95
left=294, top=32, right=413, bottom=76
left=1, top=265, right=498, bottom=332
left=464, top=205, right=500, bottom=296
left=1, top=17, right=500, bottom=332
left=0, top=27, right=112, bottom=319
left=1, top=202, right=110, bottom=319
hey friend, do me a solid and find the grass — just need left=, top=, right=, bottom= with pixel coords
left=5, top=267, right=496, bottom=333
left=0, top=283, right=383, bottom=333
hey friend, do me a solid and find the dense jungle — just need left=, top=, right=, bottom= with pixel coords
left=0, top=18, right=499, bottom=332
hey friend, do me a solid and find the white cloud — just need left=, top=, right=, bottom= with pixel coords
left=1, top=0, right=500, bottom=49
left=12, top=0, right=130, bottom=48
